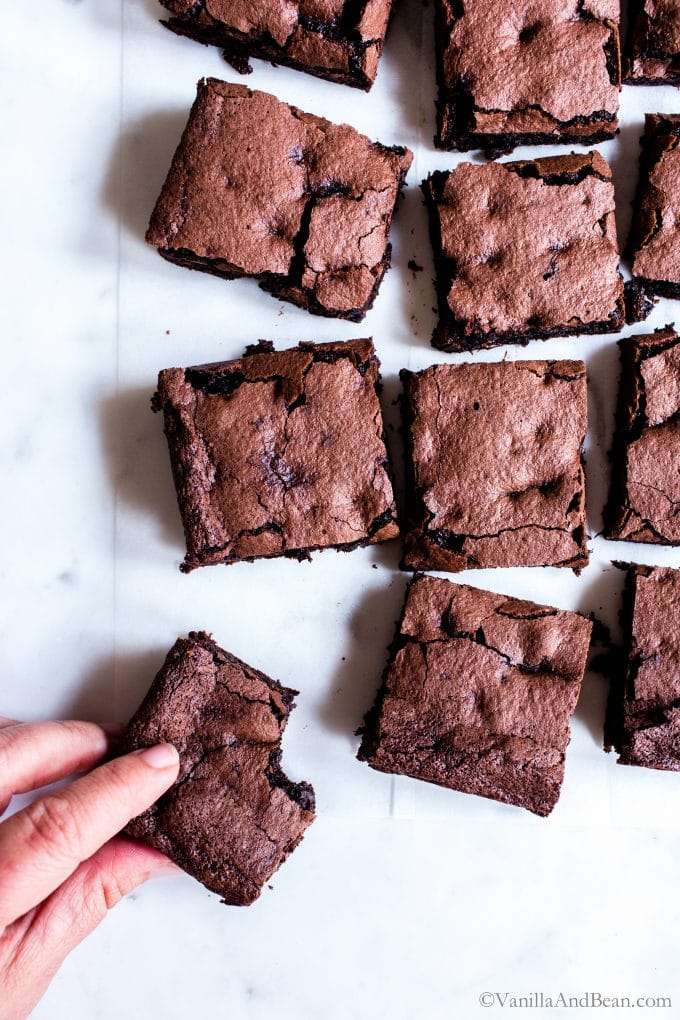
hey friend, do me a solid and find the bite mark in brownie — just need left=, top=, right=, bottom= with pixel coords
left=629, top=115, right=680, bottom=301
left=606, top=566, right=680, bottom=771
left=423, top=152, right=624, bottom=352
left=605, top=326, right=680, bottom=544
left=157, top=0, right=395, bottom=90
left=434, top=0, right=621, bottom=154
left=358, top=575, right=593, bottom=816
left=146, top=79, right=412, bottom=322
left=155, top=338, right=399, bottom=571
left=121, top=632, right=315, bottom=906
left=400, top=360, right=589, bottom=572
left=625, top=0, right=680, bottom=84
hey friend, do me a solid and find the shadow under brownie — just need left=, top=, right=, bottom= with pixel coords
left=146, top=79, right=412, bottom=322
left=625, top=0, right=680, bottom=84
left=358, top=575, right=593, bottom=816
left=400, top=360, right=589, bottom=572
left=155, top=338, right=399, bottom=571
left=156, top=0, right=396, bottom=91
left=605, top=326, right=680, bottom=544
left=606, top=565, right=680, bottom=771
left=629, top=114, right=680, bottom=302
left=121, top=631, right=315, bottom=906
left=433, top=0, right=621, bottom=154
left=422, top=152, right=624, bottom=352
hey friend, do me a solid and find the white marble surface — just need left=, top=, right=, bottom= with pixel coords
left=3, top=1, right=680, bottom=1017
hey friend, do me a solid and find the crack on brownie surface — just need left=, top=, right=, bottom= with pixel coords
left=605, top=327, right=680, bottom=545
left=629, top=115, right=680, bottom=299
left=358, top=575, right=592, bottom=816
left=434, top=0, right=620, bottom=151
left=121, top=632, right=315, bottom=906
left=159, top=0, right=392, bottom=89
left=155, top=339, right=399, bottom=570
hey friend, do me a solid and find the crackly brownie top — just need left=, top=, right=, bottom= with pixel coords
left=161, top=0, right=393, bottom=84
left=359, top=575, right=592, bottom=815
left=609, top=566, right=680, bottom=769
left=429, top=153, right=622, bottom=338
left=403, top=360, right=587, bottom=569
left=156, top=339, right=398, bottom=569
left=627, top=0, right=680, bottom=78
left=441, top=0, right=620, bottom=128
left=631, top=115, right=680, bottom=287
left=608, top=327, right=680, bottom=543
left=122, top=632, right=315, bottom=906
left=146, top=80, right=411, bottom=316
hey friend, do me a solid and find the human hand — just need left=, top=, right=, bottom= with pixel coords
left=0, top=716, right=180, bottom=1019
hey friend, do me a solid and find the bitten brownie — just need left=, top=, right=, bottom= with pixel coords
left=606, top=566, right=680, bottom=771
left=423, top=153, right=624, bottom=352
left=358, top=575, right=593, bottom=816
left=121, top=632, right=315, bottom=906
left=629, top=115, right=680, bottom=301
left=155, top=338, right=399, bottom=571
left=146, top=79, right=412, bottom=321
left=434, top=0, right=621, bottom=153
left=605, top=326, right=680, bottom=544
left=400, top=360, right=588, bottom=572
left=625, top=0, right=680, bottom=84
left=156, top=0, right=395, bottom=91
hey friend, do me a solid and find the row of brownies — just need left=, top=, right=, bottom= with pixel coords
left=118, top=563, right=680, bottom=906
left=146, top=80, right=680, bottom=338
left=150, top=1, right=680, bottom=120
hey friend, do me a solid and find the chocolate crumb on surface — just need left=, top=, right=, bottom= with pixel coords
left=122, top=631, right=315, bottom=906
left=358, top=575, right=592, bottom=816
left=146, top=79, right=412, bottom=322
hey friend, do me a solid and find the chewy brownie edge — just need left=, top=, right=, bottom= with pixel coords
left=121, top=631, right=315, bottom=906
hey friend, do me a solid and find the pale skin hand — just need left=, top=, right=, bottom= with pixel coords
left=0, top=716, right=180, bottom=1020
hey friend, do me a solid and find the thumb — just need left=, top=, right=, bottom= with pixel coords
left=2, top=838, right=178, bottom=1020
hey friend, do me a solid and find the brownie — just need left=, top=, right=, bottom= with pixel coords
left=121, top=632, right=315, bottom=906
left=434, top=0, right=621, bottom=154
left=156, top=0, right=395, bottom=90
left=358, top=575, right=593, bottom=816
left=423, top=153, right=625, bottom=352
left=400, top=360, right=589, bottom=572
left=629, top=115, right=680, bottom=301
left=625, top=0, right=680, bottom=84
left=605, top=326, right=680, bottom=544
left=606, top=566, right=680, bottom=770
left=155, top=338, right=399, bottom=571
left=146, top=79, right=412, bottom=321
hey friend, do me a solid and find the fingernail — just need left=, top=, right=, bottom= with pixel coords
left=136, top=743, right=179, bottom=769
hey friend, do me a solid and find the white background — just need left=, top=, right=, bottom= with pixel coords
left=3, top=1, right=680, bottom=1017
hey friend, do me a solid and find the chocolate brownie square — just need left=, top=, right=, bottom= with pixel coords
left=400, top=360, right=588, bottom=572
left=358, top=575, right=593, bottom=816
left=625, top=0, right=680, bottom=84
left=606, top=566, right=680, bottom=771
left=146, top=79, right=412, bottom=321
left=434, top=0, right=621, bottom=154
left=423, top=153, right=625, bottom=352
left=157, top=0, right=395, bottom=90
left=605, top=326, right=680, bottom=544
left=122, top=632, right=315, bottom=906
left=629, top=115, right=680, bottom=301
left=155, top=338, right=399, bottom=571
